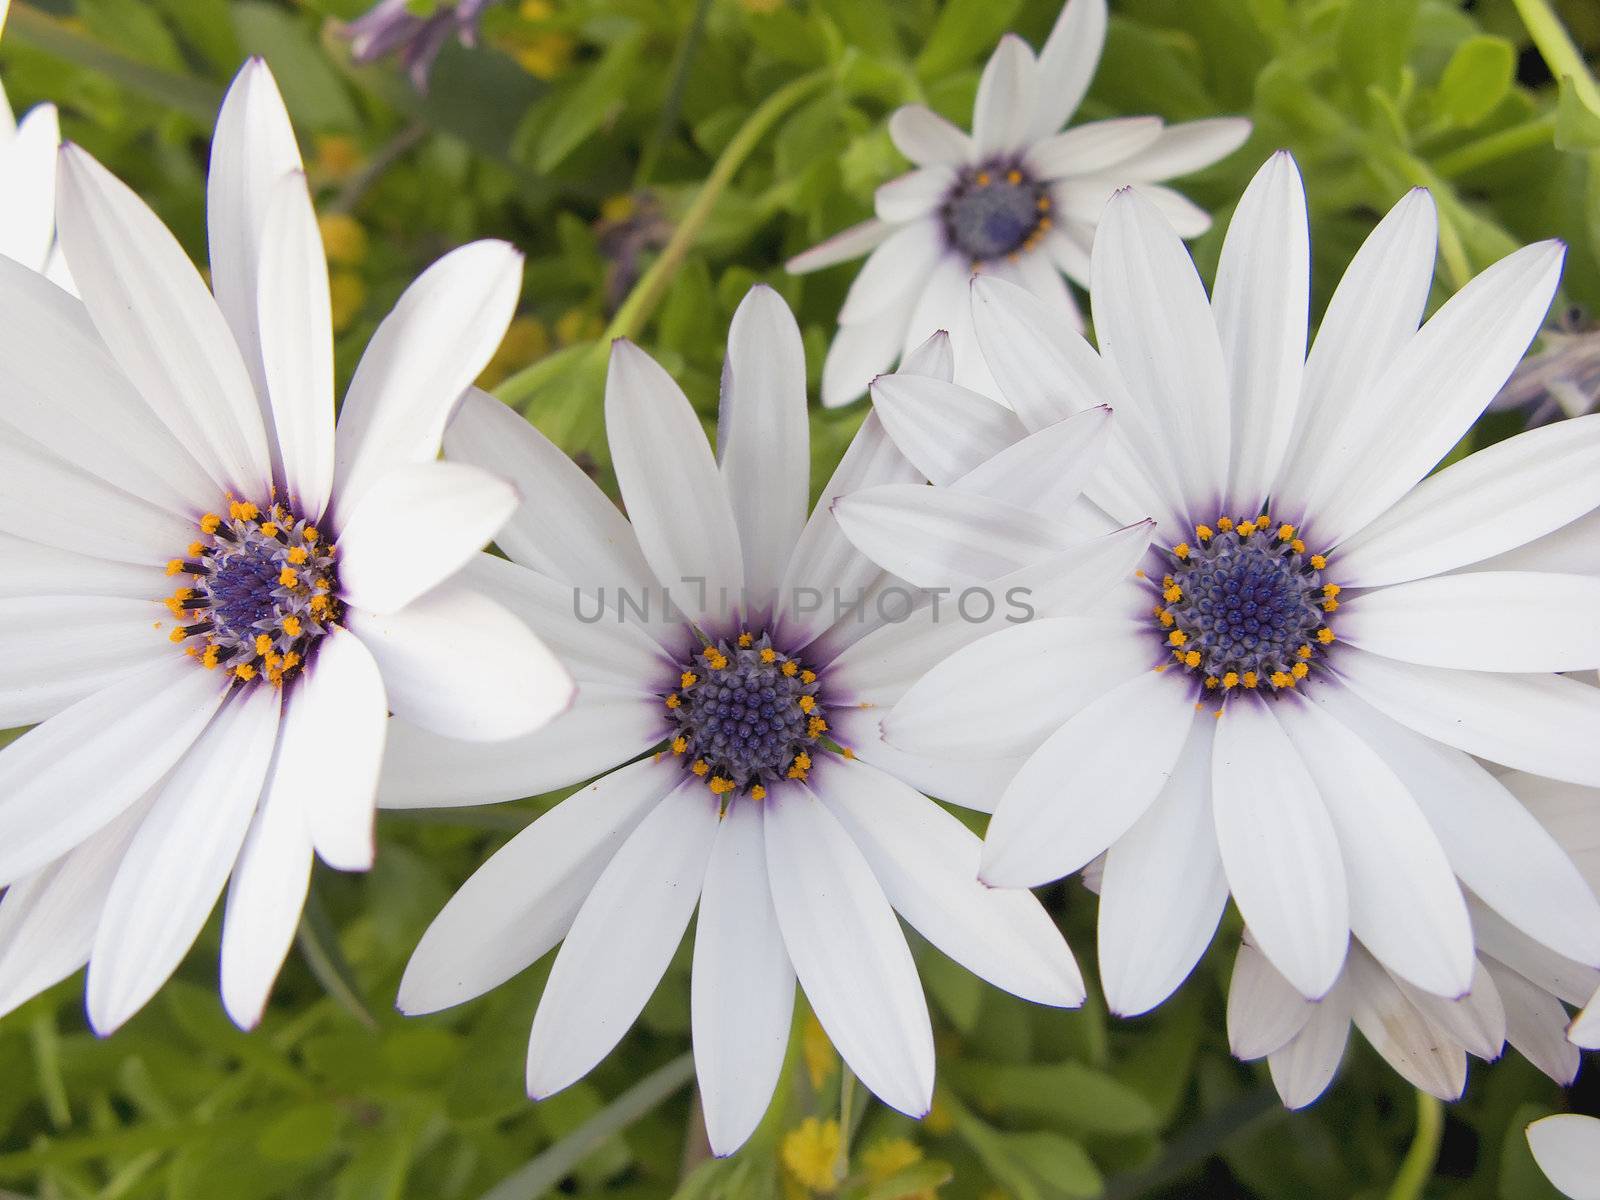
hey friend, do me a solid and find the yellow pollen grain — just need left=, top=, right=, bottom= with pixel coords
left=1278, top=524, right=1296, bottom=541
left=798, top=695, right=816, bottom=713
left=281, top=652, right=300, bottom=671
left=1317, top=628, right=1335, bottom=645
left=202, top=645, right=221, bottom=669
left=760, top=648, right=776, bottom=664
left=680, top=671, right=699, bottom=690
left=166, top=559, right=185, bottom=576
left=1242, top=671, right=1259, bottom=688
left=1172, top=542, right=1191, bottom=559
left=1222, top=671, right=1239, bottom=689
left=1322, top=583, right=1341, bottom=597
left=808, top=716, right=828, bottom=737
left=1205, top=675, right=1219, bottom=688
left=671, top=736, right=687, bottom=754
left=1291, top=538, right=1306, bottom=553
left=975, top=170, right=991, bottom=186
left=841, top=746, right=855, bottom=760
left=187, top=541, right=204, bottom=556
left=1237, top=520, right=1256, bottom=536
left=1322, top=598, right=1339, bottom=612
left=691, top=759, right=709, bottom=776
left=260, top=522, right=278, bottom=538
left=309, top=594, right=330, bottom=615
left=1195, top=524, right=1213, bottom=541
left=1292, top=662, right=1310, bottom=679
left=200, top=513, right=222, bottom=534
left=282, top=616, right=302, bottom=637
left=708, top=776, right=734, bottom=796
left=169, top=627, right=186, bottom=643
left=750, top=784, right=766, bottom=801
left=254, top=634, right=273, bottom=657
left=1216, top=517, right=1234, bottom=532
left=287, top=546, right=309, bottom=565
left=234, top=663, right=256, bottom=681
left=1158, top=610, right=1175, bottom=627
left=303, top=527, right=320, bottom=543
left=1310, top=554, right=1327, bottom=569
left=800, top=668, right=816, bottom=684
left=665, top=693, right=680, bottom=709
left=278, top=567, right=299, bottom=588
left=1037, top=195, right=1051, bottom=211
left=1167, top=630, right=1187, bottom=647
left=738, top=632, right=753, bottom=648
left=1163, top=584, right=1182, bottom=603
left=781, top=661, right=799, bottom=677
left=1182, top=650, right=1201, bottom=668
left=1270, top=671, right=1292, bottom=689
left=1297, top=644, right=1312, bottom=659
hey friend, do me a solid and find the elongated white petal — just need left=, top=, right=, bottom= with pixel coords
left=1490, top=963, right=1577, bottom=1082
left=0, top=595, right=168, bottom=727
left=1277, top=697, right=1473, bottom=998
left=1274, top=189, right=1436, bottom=520
left=1212, top=700, right=1348, bottom=999
left=1332, top=414, right=1600, bottom=587
left=952, top=405, right=1113, bottom=519
left=765, top=788, right=934, bottom=1117
left=821, top=295, right=916, bottom=409
left=828, top=707, right=1019, bottom=814
left=1026, top=117, right=1162, bottom=180
left=1227, top=939, right=1315, bottom=1060
left=899, top=329, right=954, bottom=381
left=1527, top=1115, right=1600, bottom=1200
left=884, top=616, right=1153, bottom=758
left=333, top=240, right=523, bottom=511
left=971, top=34, right=1037, bottom=157
left=0, top=802, right=145, bottom=1021
left=1093, top=187, right=1230, bottom=515
left=256, top=169, right=336, bottom=517
left=399, top=756, right=679, bottom=1014
left=86, top=685, right=281, bottom=1034
left=57, top=145, right=271, bottom=498
left=349, top=586, right=573, bottom=742
left=1214, top=153, right=1308, bottom=511
left=693, top=800, right=794, bottom=1156
left=833, top=485, right=1073, bottom=589
left=718, top=286, right=809, bottom=605
left=886, top=105, right=974, bottom=168
left=1339, top=572, right=1600, bottom=673
left=337, top=461, right=517, bottom=614
left=786, top=217, right=893, bottom=275
left=526, top=782, right=718, bottom=1098
left=1099, top=725, right=1227, bottom=1015
left=605, top=339, right=744, bottom=624
left=0, top=534, right=168, bottom=601
left=0, top=101, right=58, bottom=271
left=839, top=221, right=947, bottom=326
left=1398, top=960, right=1505, bottom=1062
left=1473, top=898, right=1599, bottom=1006
left=819, top=757, right=1083, bottom=1006
left=1267, top=978, right=1352, bottom=1109
left=219, top=753, right=312, bottom=1030
left=1312, top=686, right=1600, bottom=967
left=1107, top=117, right=1252, bottom=183
left=870, top=372, right=1027, bottom=485
left=875, top=166, right=956, bottom=222
left=981, top=670, right=1196, bottom=888
left=1304, top=241, right=1564, bottom=548
left=1345, top=947, right=1466, bottom=1100
left=0, top=658, right=226, bottom=886
left=1027, top=0, right=1108, bottom=139
left=1333, top=648, right=1600, bottom=786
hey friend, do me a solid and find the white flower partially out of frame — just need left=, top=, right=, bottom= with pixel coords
left=834, top=151, right=1600, bottom=1025
left=788, top=0, right=1250, bottom=407
left=0, top=58, right=572, bottom=1037
left=1528, top=1114, right=1600, bottom=1200
left=385, top=287, right=1138, bottom=1157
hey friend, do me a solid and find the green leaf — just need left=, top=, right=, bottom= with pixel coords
left=1337, top=0, right=1420, bottom=103
left=529, top=31, right=645, bottom=174
left=232, top=1, right=363, bottom=130
left=855, top=1160, right=955, bottom=1200
left=1436, top=35, right=1515, bottom=127
left=1004, top=1132, right=1103, bottom=1198
left=915, top=0, right=1023, bottom=78
left=945, top=1060, right=1160, bottom=1135
left=257, top=1103, right=345, bottom=1163
left=1555, top=76, right=1600, bottom=152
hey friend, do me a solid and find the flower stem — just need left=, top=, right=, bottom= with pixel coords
left=1433, top=114, right=1558, bottom=179
left=1385, top=1091, right=1444, bottom=1200
left=1511, top=0, right=1600, bottom=108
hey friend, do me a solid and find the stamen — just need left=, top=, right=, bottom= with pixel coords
left=941, top=161, right=1050, bottom=262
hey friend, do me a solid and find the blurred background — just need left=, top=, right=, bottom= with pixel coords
left=0, top=1, right=1598, bottom=1196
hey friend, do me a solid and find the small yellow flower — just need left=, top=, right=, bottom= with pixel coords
left=782, top=1117, right=841, bottom=1192
left=329, top=271, right=366, bottom=333
left=555, top=306, right=603, bottom=346
left=313, top=134, right=362, bottom=181
left=861, top=1137, right=923, bottom=1182
left=318, top=213, right=369, bottom=267
left=802, top=1012, right=837, bottom=1089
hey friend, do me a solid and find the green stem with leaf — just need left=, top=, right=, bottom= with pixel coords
left=1385, top=1091, right=1444, bottom=1200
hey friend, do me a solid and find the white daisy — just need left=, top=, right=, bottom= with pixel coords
left=1225, top=770, right=1600, bottom=1109
left=833, top=151, right=1600, bottom=1018
left=0, top=59, right=572, bottom=1035
left=786, top=0, right=1249, bottom=408
left=387, top=288, right=1123, bottom=1157
left=1529, top=1114, right=1600, bottom=1200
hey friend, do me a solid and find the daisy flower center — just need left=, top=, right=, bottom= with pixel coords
left=1151, top=517, right=1339, bottom=698
left=662, top=632, right=830, bottom=800
left=163, top=500, right=341, bottom=686
left=942, top=163, right=1053, bottom=264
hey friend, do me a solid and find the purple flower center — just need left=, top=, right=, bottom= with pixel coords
left=942, top=162, right=1051, bottom=262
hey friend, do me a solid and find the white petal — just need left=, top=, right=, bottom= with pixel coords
left=1339, top=572, right=1600, bottom=673
left=0, top=802, right=145, bottom=1021
left=0, top=657, right=226, bottom=886
left=378, top=688, right=663, bottom=809
left=332, top=240, right=523, bottom=512
left=692, top=800, right=795, bottom=1156
left=219, top=772, right=312, bottom=1030
left=718, top=286, right=809, bottom=605
left=1092, top=187, right=1230, bottom=515
left=776, top=411, right=922, bottom=651
left=0, top=595, right=169, bottom=727
left=1227, top=939, right=1314, bottom=1060
left=86, top=685, right=280, bottom=1034
left=0, top=534, right=168, bottom=600
left=1303, top=240, right=1565, bottom=548
left=1103, top=117, right=1252, bottom=183
left=56, top=144, right=271, bottom=498
left=786, top=217, right=893, bottom=275
left=1212, top=700, right=1348, bottom=999
left=0, top=101, right=58, bottom=271
left=870, top=372, right=1026, bottom=485
left=1478, top=507, right=1600, bottom=577
left=980, top=670, right=1196, bottom=888
left=1398, top=960, right=1506, bottom=1061
left=886, top=105, right=974, bottom=168
left=256, top=169, right=336, bottom=517
left=1276, top=697, right=1473, bottom=998
left=444, top=389, right=660, bottom=596
left=765, top=787, right=933, bottom=1117
left=1527, top=1115, right=1600, bottom=1200
left=1057, top=179, right=1213, bottom=237
left=1027, top=0, right=1109, bottom=139
left=883, top=616, right=1153, bottom=758
left=899, top=329, right=955, bottom=381
left=820, top=297, right=913, bottom=409
left=1489, top=963, right=1577, bottom=1083
left=875, top=166, right=956, bottom=222
left=1098, top=724, right=1228, bottom=1015
left=1312, top=686, right=1600, bottom=967
left=1473, top=898, right=1599, bottom=1006
left=1273, top=189, right=1436, bottom=520
left=525, top=781, right=718, bottom=1098
left=1025, top=117, right=1161, bottom=180
left=337, top=460, right=517, bottom=614
left=952, top=405, right=1113, bottom=519
left=1267, top=978, right=1352, bottom=1109
left=839, top=221, right=947, bottom=326
left=349, top=585, right=574, bottom=742
left=1333, top=648, right=1600, bottom=786
left=207, top=59, right=304, bottom=438
left=827, top=707, right=1021, bottom=814
left=818, top=757, right=1083, bottom=1006
left=972, top=34, right=1037, bottom=157
left=1214, top=153, right=1308, bottom=512
left=605, top=339, right=744, bottom=625
left=832, top=485, right=1073, bottom=589
left=398, top=756, right=679, bottom=1014
left=1345, top=947, right=1466, bottom=1100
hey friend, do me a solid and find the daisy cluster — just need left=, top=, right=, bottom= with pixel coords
left=1, top=0, right=1599, bottom=1193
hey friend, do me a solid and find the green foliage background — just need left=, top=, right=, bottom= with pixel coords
left=1, top=0, right=1598, bottom=1196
